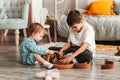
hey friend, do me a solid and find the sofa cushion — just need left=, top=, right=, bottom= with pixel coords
left=83, top=0, right=115, bottom=15
left=114, top=0, right=120, bottom=15
left=0, top=19, right=27, bottom=29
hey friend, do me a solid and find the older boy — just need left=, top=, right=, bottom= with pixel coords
left=59, top=10, right=96, bottom=64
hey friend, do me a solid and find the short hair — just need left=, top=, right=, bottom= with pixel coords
left=28, top=22, right=47, bottom=37
left=67, top=10, right=82, bottom=26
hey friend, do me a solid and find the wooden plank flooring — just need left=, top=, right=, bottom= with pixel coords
left=0, top=35, right=120, bottom=80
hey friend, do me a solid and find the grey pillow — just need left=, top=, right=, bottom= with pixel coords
left=114, top=1, right=120, bottom=15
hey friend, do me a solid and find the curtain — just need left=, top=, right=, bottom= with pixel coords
left=28, top=0, right=43, bottom=25
left=28, top=0, right=32, bottom=25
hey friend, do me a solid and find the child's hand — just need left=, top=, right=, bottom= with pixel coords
left=47, top=50, right=55, bottom=55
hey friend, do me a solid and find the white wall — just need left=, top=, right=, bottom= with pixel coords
left=43, top=0, right=75, bottom=15
left=43, top=0, right=94, bottom=15
left=43, top=0, right=54, bottom=15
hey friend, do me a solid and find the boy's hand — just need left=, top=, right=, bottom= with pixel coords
left=60, top=55, right=74, bottom=64
left=59, top=50, right=64, bottom=57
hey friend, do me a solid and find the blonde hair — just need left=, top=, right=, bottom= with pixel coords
left=28, top=22, right=48, bottom=37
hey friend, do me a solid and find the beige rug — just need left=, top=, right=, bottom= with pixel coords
left=96, top=44, right=117, bottom=54
left=40, top=42, right=120, bottom=61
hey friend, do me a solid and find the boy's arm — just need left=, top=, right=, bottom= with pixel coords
left=72, top=42, right=89, bottom=58
left=59, top=41, right=72, bottom=56
left=60, top=41, right=72, bottom=52
left=60, top=42, right=89, bottom=64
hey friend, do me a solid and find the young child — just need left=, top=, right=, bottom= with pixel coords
left=19, top=22, right=55, bottom=69
left=59, top=10, right=96, bottom=64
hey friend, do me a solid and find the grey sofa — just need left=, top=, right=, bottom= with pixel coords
left=57, top=0, right=120, bottom=41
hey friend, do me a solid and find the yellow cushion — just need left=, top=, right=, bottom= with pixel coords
left=85, top=0, right=115, bottom=15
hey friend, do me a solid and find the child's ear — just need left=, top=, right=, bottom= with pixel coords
left=80, top=20, right=84, bottom=23
left=80, top=20, right=85, bottom=25
left=31, top=32, right=35, bottom=36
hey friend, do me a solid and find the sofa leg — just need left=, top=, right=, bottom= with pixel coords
left=15, top=29, right=19, bottom=46
left=4, top=29, right=8, bottom=37
left=0, top=30, right=5, bottom=42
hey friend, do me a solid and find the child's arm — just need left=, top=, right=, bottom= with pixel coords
left=26, top=41, right=47, bottom=55
left=46, top=50, right=56, bottom=55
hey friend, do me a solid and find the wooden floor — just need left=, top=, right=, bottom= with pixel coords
left=0, top=35, right=120, bottom=80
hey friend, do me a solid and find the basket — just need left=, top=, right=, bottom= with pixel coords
left=74, top=62, right=91, bottom=69
left=101, top=60, right=115, bottom=69
left=53, top=63, right=74, bottom=69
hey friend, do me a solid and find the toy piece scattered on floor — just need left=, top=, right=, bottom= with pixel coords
left=35, top=69, right=60, bottom=80
left=115, top=46, right=120, bottom=56
left=101, top=59, right=115, bottom=69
